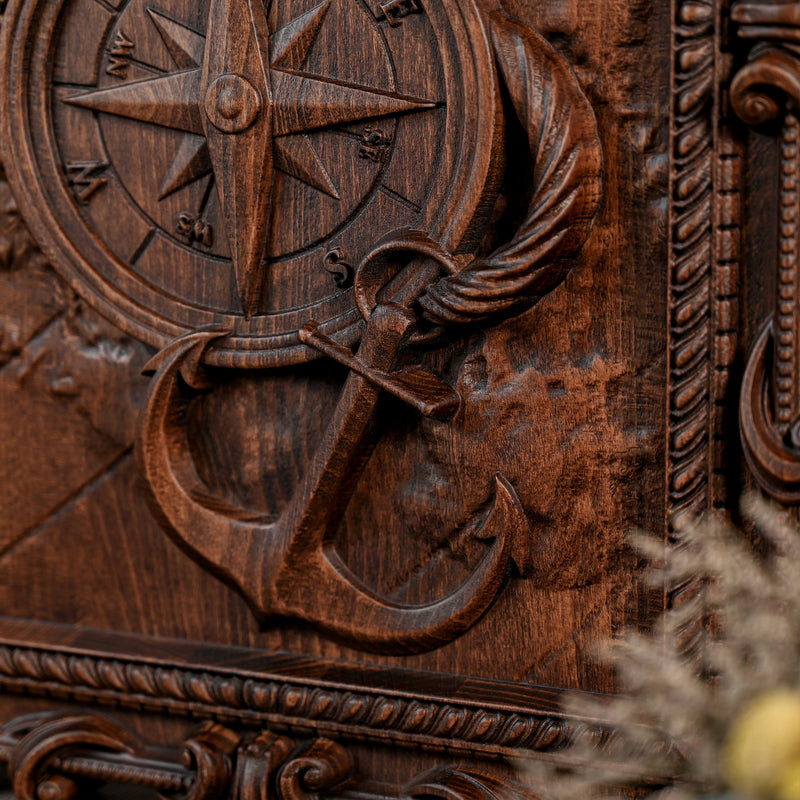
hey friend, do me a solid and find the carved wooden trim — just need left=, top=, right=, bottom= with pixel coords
left=0, top=712, right=351, bottom=800
left=0, top=643, right=571, bottom=758
left=0, top=619, right=601, bottom=759
left=668, top=0, right=740, bottom=529
left=731, top=1, right=800, bottom=500
left=0, top=711, right=546, bottom=800
left=774, top=115, right=800, bottom=437
left=713, top=125, right=743, bottom=510
left=668, top=0, right=714, bottom=529
left=665, top=0, right=742, bottom=661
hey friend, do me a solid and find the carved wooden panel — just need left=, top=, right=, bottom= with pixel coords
left=0, top=0, right=772, bottom=795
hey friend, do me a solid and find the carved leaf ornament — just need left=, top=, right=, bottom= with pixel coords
left=0, top=0, right=601, bottom=652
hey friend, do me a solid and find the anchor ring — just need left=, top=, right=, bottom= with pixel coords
left=354, top=229, right=461, bottom=321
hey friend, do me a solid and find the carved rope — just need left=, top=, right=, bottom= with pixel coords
left=669, top=0, right=742, bottom=522
left=665, top=0, right=744, bottom=666
left=668, top=0, right=716, bottom=527
left=417, top=9, right=601, bottom=326
left=0, top=645, right=573, bottom=756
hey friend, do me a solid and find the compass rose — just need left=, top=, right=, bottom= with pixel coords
left=65, top=0, right=436, bottom=317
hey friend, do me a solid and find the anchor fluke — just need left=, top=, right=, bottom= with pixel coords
left=272, top=473, right=531, bottom=655
left=474, top=473, right=531, bottom=576
left=136, top=329, right=272, bottom=606
left=136, top=322, right=531, bottom=654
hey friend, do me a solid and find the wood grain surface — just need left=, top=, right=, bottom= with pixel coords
left=0, top=0, right=773, bottom=793
left=0, top=0, right=670, bottom=686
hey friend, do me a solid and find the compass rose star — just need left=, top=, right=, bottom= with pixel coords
left=65, top=0, right=436, bottom=317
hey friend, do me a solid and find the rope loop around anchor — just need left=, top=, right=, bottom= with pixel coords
left=416, top=9, right=602, bottom=327
left=354, top=229, right=461, bottom=321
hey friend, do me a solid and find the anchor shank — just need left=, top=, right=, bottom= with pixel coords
left=261, top=304, right=416, bottom=593
left=380, top=256, right=442, bottom=308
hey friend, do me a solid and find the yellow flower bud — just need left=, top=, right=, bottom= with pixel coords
left=724, top=691, right=800, bottom=799
left=777, top=760, right=800, bottom=800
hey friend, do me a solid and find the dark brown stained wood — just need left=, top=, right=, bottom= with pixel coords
left=0, top=0, right=771, bottom=794
left=0, top=617, right=574, bottom=715
left=0, top=0, right=671, bottom=684
left=0, top=0, right=655, bottom=679
left=729, top=4, right=800, bottom=503
left=0, top=708, right=555, bottom=800
left=0, top=0, right=671, bottom=658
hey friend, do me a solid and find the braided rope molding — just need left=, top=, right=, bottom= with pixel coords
left=0, top=645, right=573, bottom=757
left=774, top=115, right=799, bottom=434
left=50, top=754, right=193, bottom=794
left=710, top=125, right=742, bottom=507
left=664, top=0, right=735, bottom=668
left=667, top=0, right=716, bottom=531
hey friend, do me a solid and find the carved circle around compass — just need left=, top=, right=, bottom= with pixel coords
left=1, top=0, right=501, bottom=366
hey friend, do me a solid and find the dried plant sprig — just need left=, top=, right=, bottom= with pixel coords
left=522, top=494, right=800, bottom=800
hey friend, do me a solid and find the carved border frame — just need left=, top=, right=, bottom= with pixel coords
left=0, top=0, right=739, bottom=793
left=665, top=0, right=741, bottom=658
left=0, top=618, right=585, bottom=759
left=668, top=0, right=740, bottom=531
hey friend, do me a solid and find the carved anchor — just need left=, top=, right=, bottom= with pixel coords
left=137, top=243, right=531, bottom=654
left=130, top=1, right=601, bottom=652
left=0, top=0, right=604, bottom=647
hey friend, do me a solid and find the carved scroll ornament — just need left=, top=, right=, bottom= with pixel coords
left=0, top=712, right=352, bottom=800
left=0, top=711, right=550, bottom=800
left=731, top=3, right=800, bottom=500
left=730, top=3, right=800, bottom=127
left=0, top=0, right=601, bottom=651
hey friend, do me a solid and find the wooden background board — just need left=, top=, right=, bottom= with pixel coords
left=0, top=0, right=777, bottom=793
left=0, top=0, right=669, bottom=690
